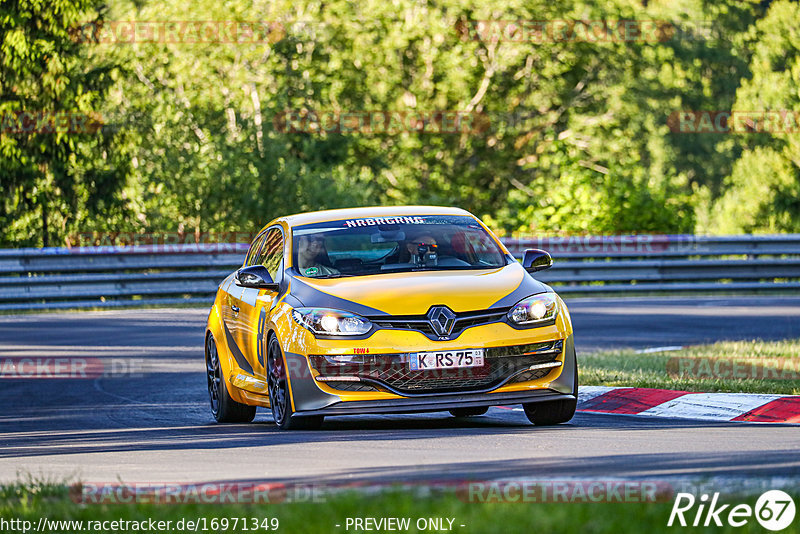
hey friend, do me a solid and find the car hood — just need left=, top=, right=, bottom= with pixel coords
left=288, top=262, right=549, bottom=316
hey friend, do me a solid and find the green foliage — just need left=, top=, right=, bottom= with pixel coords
left=0, top=0, right=135, bottom=246
left=0, top=0, right=795, bottom=244
left=706, top=0, right=800, bottom=234
left=711, top=147, right=800, bottom=233
left=484, top=137, right=694, bottom=235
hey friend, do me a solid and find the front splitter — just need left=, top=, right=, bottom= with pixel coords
left=296, top=389, right=574, bottom=417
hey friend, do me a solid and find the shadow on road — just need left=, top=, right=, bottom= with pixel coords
left=216, top=448, right=800, bottom=485
left=0, top=399, right=786, bottom=460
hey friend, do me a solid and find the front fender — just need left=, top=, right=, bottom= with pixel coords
left=268, top=300, right=343, bottom=412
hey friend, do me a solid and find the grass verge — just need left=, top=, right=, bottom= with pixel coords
left=0, top=483, right=793, bottom=534
left=580, top=339, right=800, bottom=395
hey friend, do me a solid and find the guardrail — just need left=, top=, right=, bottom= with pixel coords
left=1, top=235, right=799, bottom=310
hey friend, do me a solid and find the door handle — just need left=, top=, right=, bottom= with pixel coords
left=231, top=305, right=240, bottom=314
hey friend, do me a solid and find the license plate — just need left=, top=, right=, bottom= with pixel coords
left=410, top=349, right=485, bottom=370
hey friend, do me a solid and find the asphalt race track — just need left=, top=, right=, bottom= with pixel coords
left=1, top=296, right=799, bottom=485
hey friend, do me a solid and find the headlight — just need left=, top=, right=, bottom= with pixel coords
left=507, top=293, right=558, bottom=326
left=292, top=308, right=372, bottom=336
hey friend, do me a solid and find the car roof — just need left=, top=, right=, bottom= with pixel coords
left=276, top=205, right=475, bottom=228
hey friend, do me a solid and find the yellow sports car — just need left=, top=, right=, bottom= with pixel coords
left=205, top=206, right=577, bottom=429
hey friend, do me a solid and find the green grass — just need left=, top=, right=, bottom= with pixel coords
left=580, top=339, right=800, bottom=394
left=0, top=483, right=793, bottom=534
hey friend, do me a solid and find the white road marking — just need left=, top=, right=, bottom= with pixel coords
left=637, top=392, right=783, bottom=421
left=635, top=346, right=684, bottom=354
left=577, top=386, right=619, bottom=405
left=499, top=386, right=620, bottom=412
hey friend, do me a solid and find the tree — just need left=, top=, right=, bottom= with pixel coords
left=0, top=0, right=133, bottom=246
left=4, top=0, right=779, bottom=244
left=708, top=0, right=800, bottom=233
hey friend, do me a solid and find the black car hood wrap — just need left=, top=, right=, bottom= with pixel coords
left=287, top=263, right=549, bottom=316
left=488, top=273, right=553, bottom=309
left=288, top=275, right=390, bottom=316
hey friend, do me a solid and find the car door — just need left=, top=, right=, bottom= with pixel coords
left=219, top=274, right=239, bottom=332
left=237, top=226, right=285, bottom=380
left=222, top=231, right=268, bottom=377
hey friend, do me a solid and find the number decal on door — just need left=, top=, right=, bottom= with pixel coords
left=257, top=307, right=267, bottom=368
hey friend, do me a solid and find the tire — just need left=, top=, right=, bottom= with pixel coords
left=267, top=335, right=324, bottom=430
left=449, top=407, right=489, bottom=417
left=206, top=333, right=256, bottom=423
left=522, top=398, right=576, bottom=425
left=522, top=359, right=578, bottom=426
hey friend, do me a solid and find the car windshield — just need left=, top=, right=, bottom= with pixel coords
left=291, top=215, right=508, bottom=278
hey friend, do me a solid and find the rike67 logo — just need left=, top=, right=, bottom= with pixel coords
left=668, top=490, right=796, bottom=531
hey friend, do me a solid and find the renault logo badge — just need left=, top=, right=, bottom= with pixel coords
left=427, top=306, right=456, bottom=337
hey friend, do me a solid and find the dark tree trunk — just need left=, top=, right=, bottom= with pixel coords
left=42, top=202, right=48, bottom=247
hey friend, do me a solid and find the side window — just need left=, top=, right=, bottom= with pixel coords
left=464, top=230, right=502, bottom=264
left=245, top=232, right=268, bottom=267
left=256, top=227, right=284, bottom=281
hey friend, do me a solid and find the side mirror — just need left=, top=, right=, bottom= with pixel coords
left=522, top=249, right=552, bottom=273
left=235, top=265, right=279, bottom=290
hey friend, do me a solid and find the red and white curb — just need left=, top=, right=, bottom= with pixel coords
left=577, top=386, right=800, bottom=424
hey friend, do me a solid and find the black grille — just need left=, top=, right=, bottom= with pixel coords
left=310, top=340, right=562, bottom=394
left=320, top=381, right=378, bottom=392
left=508, top=366, right=559, bottom=383
left=372, top=319, right=436, bottom=336
left=370, top=308, right=510, bottom=339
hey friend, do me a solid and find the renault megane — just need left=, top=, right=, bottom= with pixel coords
left=205, top=206, right=577, bottom=429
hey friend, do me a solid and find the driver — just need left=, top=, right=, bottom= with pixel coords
left=297, top=235, right=340, bottom=277
left=405, top=233, right=438, bottom=264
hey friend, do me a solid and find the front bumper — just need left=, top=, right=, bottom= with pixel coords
left=309, top=339, right=564, bottom=396
left=285, top=334, right=578, bottom=415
